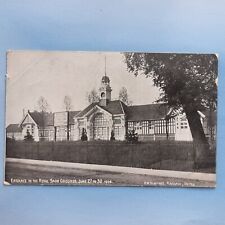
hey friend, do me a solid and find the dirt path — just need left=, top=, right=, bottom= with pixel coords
left=5, top=162, right=215, bottom=188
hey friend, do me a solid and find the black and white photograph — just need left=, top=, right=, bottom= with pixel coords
left=4, top=51, right=217, bottom=187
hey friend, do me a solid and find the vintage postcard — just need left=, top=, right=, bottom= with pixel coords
left=4, top=51, right=217, bottom=187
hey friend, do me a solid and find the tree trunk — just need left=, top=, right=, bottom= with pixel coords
left=184, top=108, right=210, bottom=169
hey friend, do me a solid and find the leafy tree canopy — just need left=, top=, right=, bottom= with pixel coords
left=37, top=96, right=50, bottom=112
left=118, top=87, right=132, bottom=106
left=87, top=88, right=100, bottom=104
left=124, top=53, right=217, bottom=112
left=64, top=95, right=73, bottom=111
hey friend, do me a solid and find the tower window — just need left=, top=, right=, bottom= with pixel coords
left=101, top=92, right=105, bottom=98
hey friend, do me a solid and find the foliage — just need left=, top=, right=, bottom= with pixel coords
left=124, top=53, right=217, bottom=112
left=110, top=130, right=115, bottom=141
left=24, top=130, right=34, bottom=142
left=118, top=87, right=132, bottom=105
left=126, top=130, right=138, bottom=144
left=86, top=88, right=100, bottom=104
left=124, top=53, right=217, bottom=148
left=37, top=96, right=50, bottom=112
left=81, top=128, right=88, bottom=141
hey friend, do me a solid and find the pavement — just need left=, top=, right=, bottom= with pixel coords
left=4, top=158, right=216, bottom=187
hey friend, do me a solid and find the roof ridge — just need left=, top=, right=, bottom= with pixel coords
left=30, top=111, right=53, bottom=114
left=76, top=102, right=98, bottom=118
left=128, top=103, right=165, bottom=107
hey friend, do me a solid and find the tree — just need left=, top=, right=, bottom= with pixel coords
left=64, top=95, right=73, bottom=111
left=37, top=96, right=50, bottom=133
left=124, top=53, right=217, bottom=160
left=37, top=96, right=50, bottom=112
left=86, top=88, right=100, bottom=104
left=118, top=87, right=132, bottom=105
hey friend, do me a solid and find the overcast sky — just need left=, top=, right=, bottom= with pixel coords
left=6, top=51, right=160, bottom=125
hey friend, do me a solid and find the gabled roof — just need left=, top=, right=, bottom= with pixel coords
left=76, top=100, right=126, bottom=118
left=101, top=100, right=126, bottom=115
left=22, top=110, right=81, bottom=127
left=127, top=104, right=169, bottom=121
left=76, top=103, right=99, bottom=117
left=29, top=111, right=54, bottom=127
left=6, top=124, right=22, bottom=133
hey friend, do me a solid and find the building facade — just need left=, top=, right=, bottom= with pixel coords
left=6, top=75, right=216, bottom=142
left=6, top=124, right=23, bottom=140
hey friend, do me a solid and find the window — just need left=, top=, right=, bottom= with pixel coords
left=128, top=122, right=134, bottom=131
left=180, top=116, right=187, bottom=121
left=44, top=130, right=49, bottom=136
left=39, top=130, right=44, bottom=137
left=93, top=114, right=109, bottom=140
left=149, top=121, right=154, bottom=130
left=141, top=121, right=149, bottom=135
left=129, top=120, right=155, bottom=135
left=114, top=117, right=121, bottom=124
left=94, top=114, right=108, bottom=127
left=114, top=126, right=121, bottom=137
left=154, top=119, right=175, bottom=134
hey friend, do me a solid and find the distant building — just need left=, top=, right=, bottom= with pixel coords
left=6, top=75, right=216, bottom=142
left=6, top=124, right=23, bottom=140
left=54, top=111, right=80, bottom=141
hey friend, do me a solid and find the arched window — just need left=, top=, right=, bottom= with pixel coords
left=101, top=92, right=105, bottom=98
left=93, top=114, right=108, bottom=127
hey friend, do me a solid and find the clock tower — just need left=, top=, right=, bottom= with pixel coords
left=99, top=75, right=112, bottom=106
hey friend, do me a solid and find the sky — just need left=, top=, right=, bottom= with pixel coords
left=6, top=51, right=160, bottom=125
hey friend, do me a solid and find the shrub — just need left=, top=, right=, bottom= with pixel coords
left=110, top=130, right=115, bottom=141
left=24, top=130, right=34, bottom=142
left=81, top=128, right=88, bottom=141
left=126, top=129, right=138, bottom=144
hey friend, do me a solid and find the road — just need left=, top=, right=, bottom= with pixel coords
left=5, top=161, right=215, bottom=187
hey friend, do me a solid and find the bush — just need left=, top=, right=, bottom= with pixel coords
left=126, top=129, right=138, bottom=144
left=110, top=130, right=115, bottom=141
left=24, top=130, right=34, bottom=142
left=81, top=128, right=88, bottom=141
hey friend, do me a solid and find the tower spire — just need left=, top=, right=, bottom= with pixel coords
left=99, top=55, right=112, bottom=106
